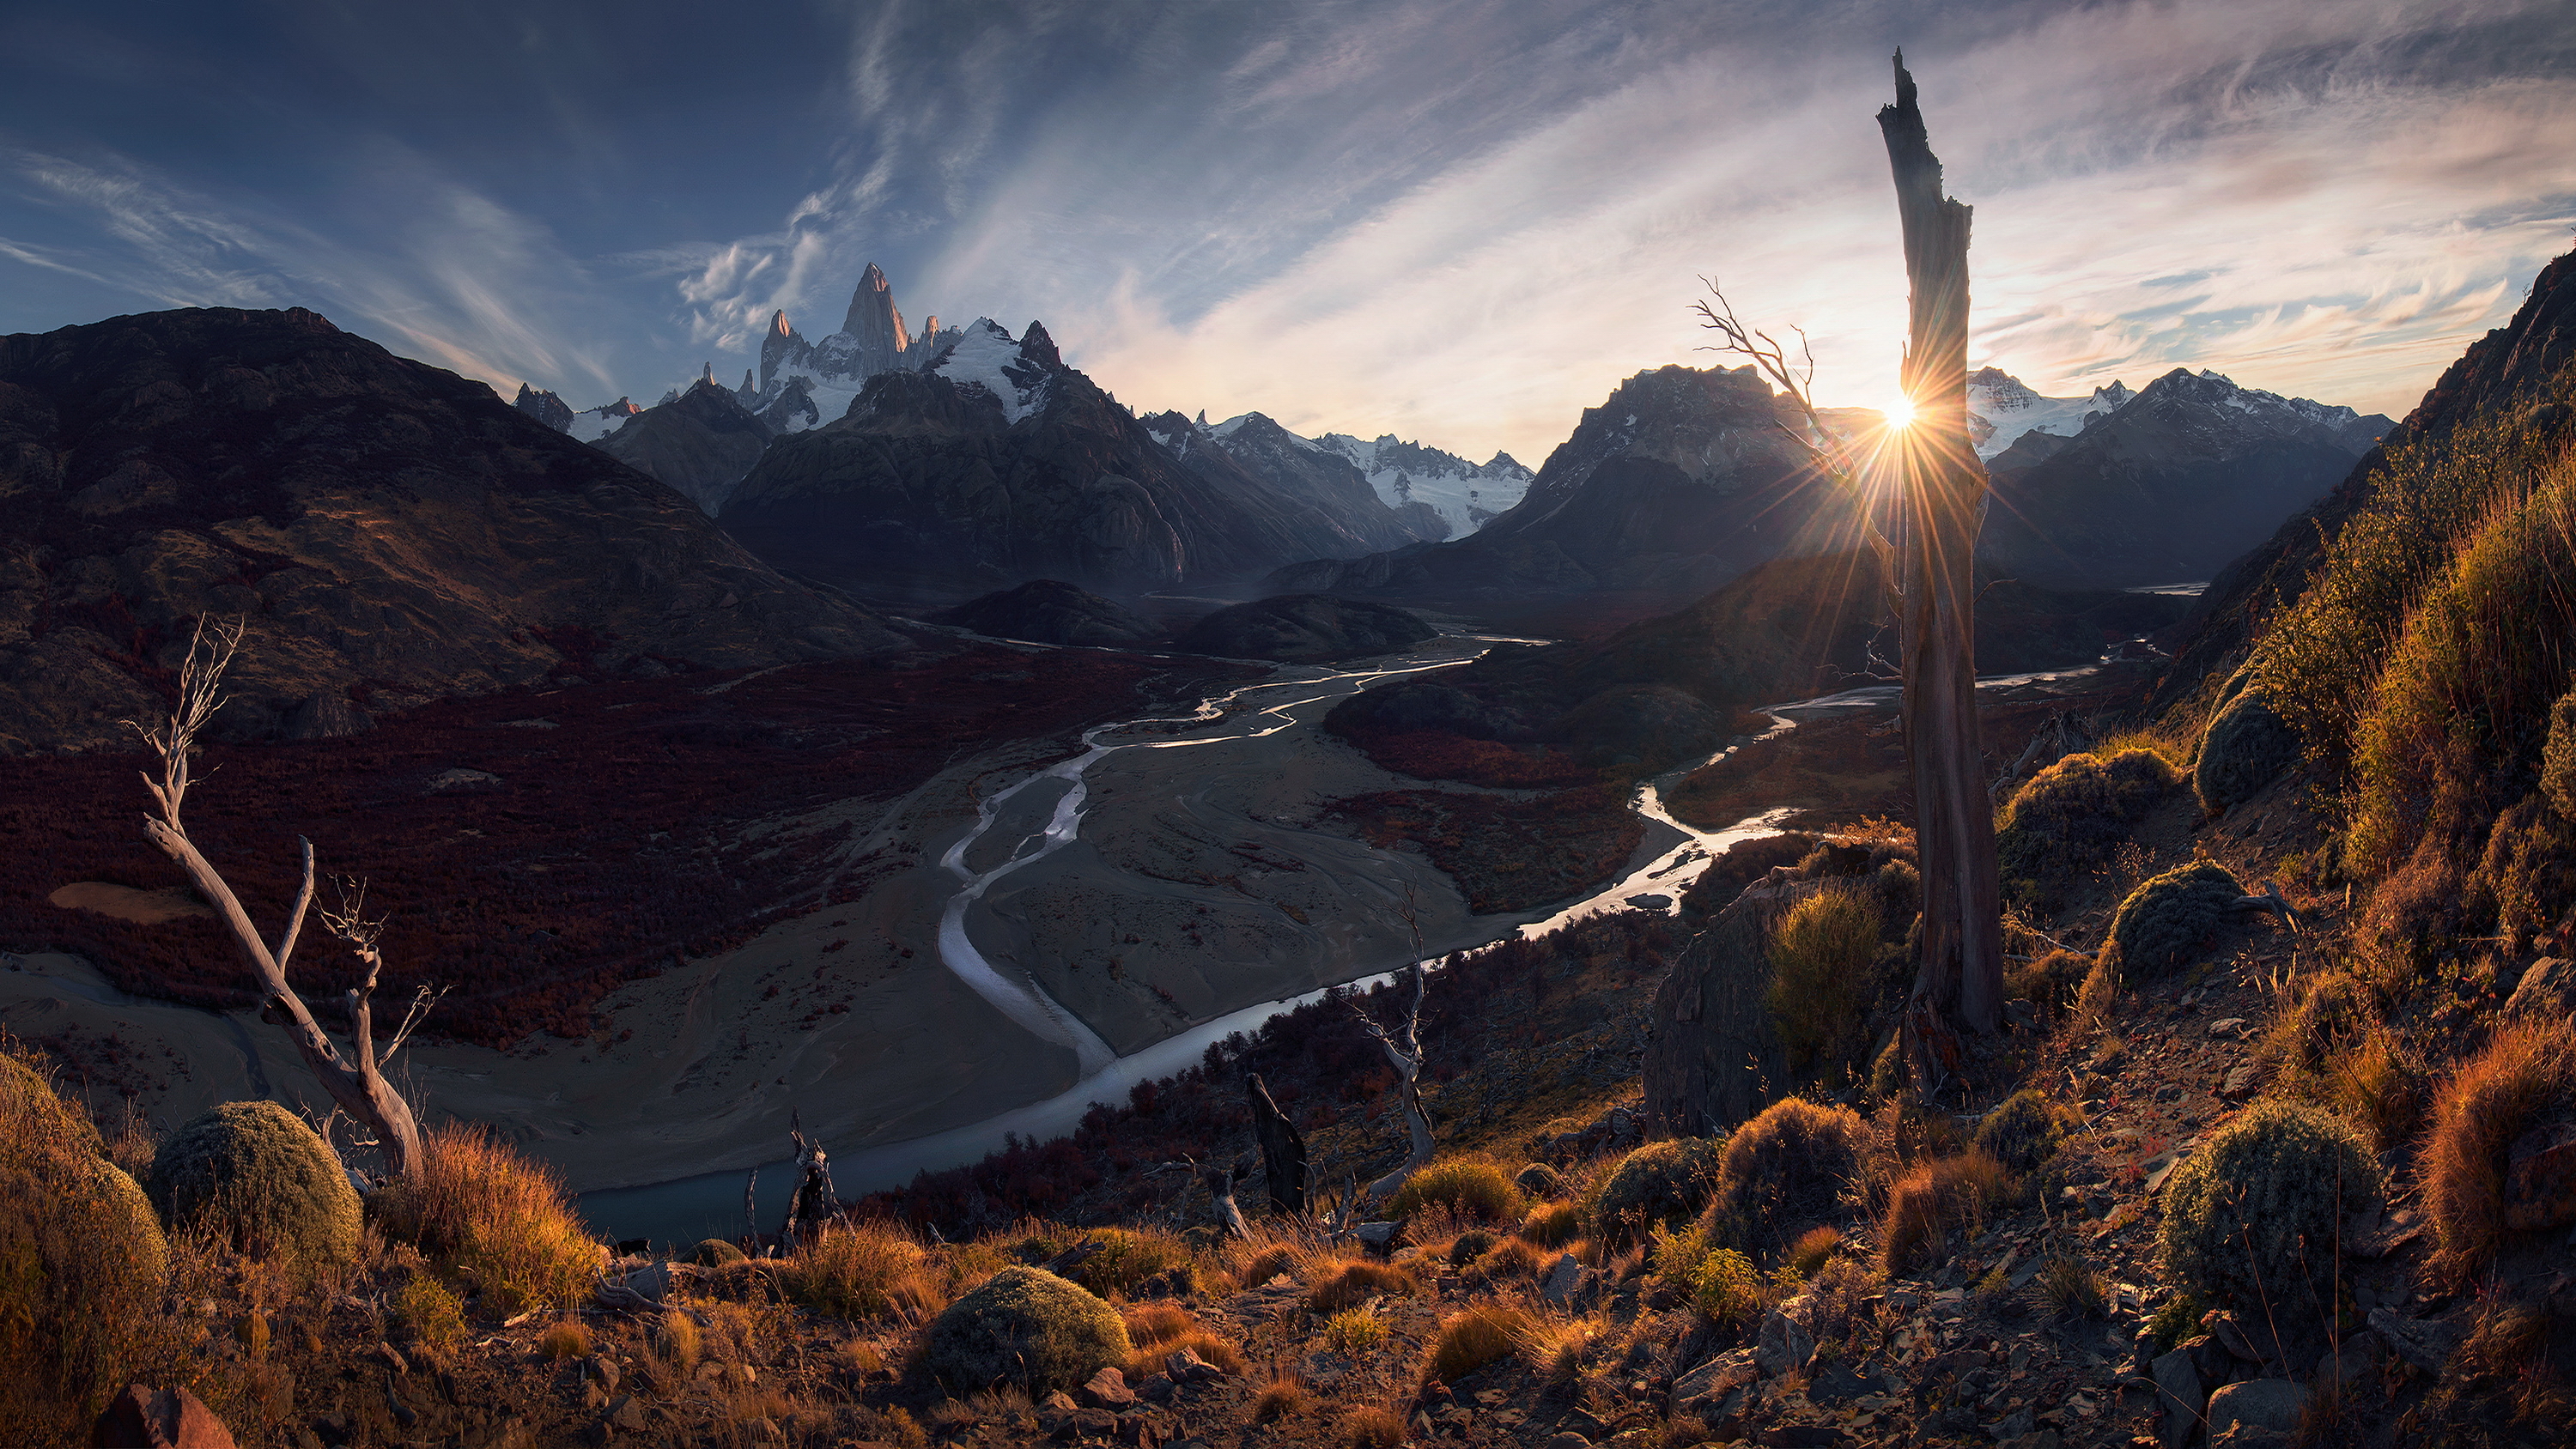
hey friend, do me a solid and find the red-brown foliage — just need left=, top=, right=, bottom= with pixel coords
left=1334, top=727, right=1600, bottom=790
left=0, top=647, right=1251, bottom=1046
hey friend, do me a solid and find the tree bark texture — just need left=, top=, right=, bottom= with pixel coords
left=1880, top=50, right=2006, bottom=1069
left=1245, top=1072, right=1309, bottom=1215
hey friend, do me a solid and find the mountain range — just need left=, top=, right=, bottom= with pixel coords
left=0, top=306, right=897, bottom=755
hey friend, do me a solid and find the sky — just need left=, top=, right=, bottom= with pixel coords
left=3, top=0, right=2571, bottom=465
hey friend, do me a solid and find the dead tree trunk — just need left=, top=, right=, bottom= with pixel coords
left=777, top=1110, right=841, bottom=1248
left=1880, top=50, right=2006, bottom=1079
left=1353, top=961, right=1433, bottom=1207
left=1245, top=1072, right=1308, bottom=1216
left=133, top=618, right=431, bottom=1182
left=1201, top=1160, right=1251, bottom=1240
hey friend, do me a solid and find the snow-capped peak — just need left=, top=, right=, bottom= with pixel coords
left=1966, top=367, right=2134, bottom=458
left=930, top=318, right=1052, bottom=423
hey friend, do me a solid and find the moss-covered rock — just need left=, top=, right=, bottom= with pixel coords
left=0, top=1057, right=169, bottom=1439
left=2158, top=1099, right=2381, bottom=1318
left=1996, top=749, right=2178, bottom=902
left=919, top=1265, right=1131, bottom=1391
left=2196, top=685, right=2304, bottom=813
left=689, top=1238, right=747, bottom=1267
left=1973, top=1089, right=2075, bottom=1175
left=1591, top=1137, right=1726, bottom=1246
left=148, top=1100, right=362, bottom=1283
left=2108, top=860, right=2245, bottom=975
left=1513, top=1162, right=1564, bottom=1200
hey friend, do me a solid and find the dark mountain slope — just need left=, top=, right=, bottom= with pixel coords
left=937, top=579, right=1160, bottom=648
left=593, top=376, right=774, bottom=514
left=1148, top=410, right=1444, bottom=550
left=0, top=306, right=897, bottom=755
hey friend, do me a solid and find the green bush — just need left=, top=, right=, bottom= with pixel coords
left=0, top=1055, right=170, bottom=1439
left=1709, top=1098, right=1868, bottom=1248
left=148, top=1100, right=362, bottom=1286
left=1057, top=1227, right=1196, bottom=1300
left=1513, top=1162, right=1564, bottom=1200
left=1972, top=1090, right=2075, bottom=1176
left=690, top=1237, right=747, bottom=1267
left=2195, top=684, right=2304, bottom=813
left=1388, top=1159, right=1525, bottom=1225
left=919, top=1265, right=1131, bottom=1391
left=1996, top=749, right=2178, bottom=901
left=392, top=1274, right=468, bottom=1351
left=2157, top=1100, right=2383, bottom=1319
left=1765, top=882, right=1886, bottom=1070
left=1591, top=1137, right=1725, bottom=1246
left=2107, top=860, right=2245, bottom=975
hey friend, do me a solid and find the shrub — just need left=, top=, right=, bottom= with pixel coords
left=1765, top=883, right=1886, bottom=1069
left=919, top=1265, right=1129, bottom=1392
left=1881, top=1150, right=2012, bottom=1276
left=1447, top=1229, right=1498, bottom=1267
left=655, top=1306, right=702, bottom=1372
left=1232, top=1243, right=1298, bottom=1288
left=2005, top=949, right=2092, bottom=1016
left=372, top=1125, right=603, bottom=1316
left=1519, top=1200, right=1583, bottom=1248
left=1514, top=1161, right=1564, bottom=1199
left=2468, top=793, right=2576, bottom=954
left=1389, top=1158, right=1525, bottom=1225
left=1783, top=1224, right=1842, bottom=1282
left=1710, top=1098, right=1869, bottom=1249
left=147, top=1100, right=361, bottom=1287
left=690, top=1238, right=748, bottom=1266
left=2546, top=685, right=2576, bottom=822
left=1461, top=1237, right=1541, bottom=1285
left=2422, top=1018, right=2576, bottom=1282
left=1304, top=1259, right=1415, bottom=1315
left=781, top=1221, right=943, bottom=1323
left=1059, top=1227, right=1195, bottom=1300
left=1590, top=1137, right=1725, bottom=1246
left=0, top=1066, right=171, bottom=1441
left=2107, top=860, right=2245, bottom=975
left=2195, top=685, right=2304, bottom=813
left=1973, top=1090, right=2075, bottom=1176
left=392, top=1275, right=468, bottom=1353
left=2075, top=956, right=2121, bottom=1026
left=1997, top=749, right=2180, bottom=899
left=1324, top=1305, right=1386, bottom=1355
left=1691, top=1246, right=1767, bottom=1327
left=2158, top=1099, right=2383, bottom=1317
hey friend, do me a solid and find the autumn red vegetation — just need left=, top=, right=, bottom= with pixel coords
left=1332, top=727, right=1601, bottom=790
left=0, top=646, right=1253, bottom=1046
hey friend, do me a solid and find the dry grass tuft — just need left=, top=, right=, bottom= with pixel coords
left=1465, top=1236, right=1543, bottom=1286
left=1389, top=1157, right=1526, bottom=1224
left=1516, top=1313, right=1601, bottom=1381
left=1120, top=1303, right=1242, bottom=1379
left=374, top=1124, right=605, bottom=1317
left=1425, top=1303, right=1534, bottom=1383
left=1520, top=1199, right=1584, bottom=1247
left=656, top=1307, right=702, bottom=1373
left=538, top=1319, right=592, bottom=1361
left=1783, top=1225, right=1842, bottom=1282
left=1304, top=1259, right=1416, bottom=1314
left=1324, top=1305, right=1388, bottom=1355
left=1230, top=1240, right=1302, bottom=1288
left=2423, top=1017, right=2576, bottom=1282
left=1881, top=1150, right=2012, bottom=1276
left=780, top=1220, right=947, bottom=1324
left=1252, top=1371, right=1311, bottom=1422
left=1765, top=882, right=1887, bottom=1070
left=1338, top=1404, right=1409, bottom=1448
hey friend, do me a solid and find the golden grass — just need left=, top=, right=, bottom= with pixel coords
left=1230, top=1240, right=1302, bottom=1288
left=1337, top=1404, right=1409, bottom=1447
left=1325, top=1305, right=1388, bottom=1355
left=655, top=1307, right=702, bottom=1374
left=1519, top=1199, right=1584, bottom=1247
left=779, top=1220, right=946, bottom=1324
left=1120, top=1303, right=1243, bottom=1379
left=538, top=1319, right=592, bottom=1361
left=1389, top=1157, right=1526, bottom=1225
left=1251, top=1371, right=1311, bottom=1422
left=374, top=1124, right=605, bottom=1317
left=1765, top=882, right=1886, bottom=1069
left=1304, top=1259, right=1416, bottom=1314
left=2423, top=1016, right=2576, bottom=1282
left=1425, top=1303, right=1534, bottom=1383
left=1464, top=1237, right=1543, bottom=1286
left=392, top=1275, right=467, bottom=1355
left=1880, top=1149, right=2012, bottom=1276
left=1783, top=1225, right=1842, bottom=1282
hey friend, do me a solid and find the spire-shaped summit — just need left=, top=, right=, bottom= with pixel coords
left=841, top=262, right=912, bottom=360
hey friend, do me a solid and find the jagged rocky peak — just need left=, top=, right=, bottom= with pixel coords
left=747, top=264, right=963, bottom=429
left=512, top=383, right=574, bottom=433
left=1966, top=367, right=2135, bottom=458
left=925, top=318, right=1054, bottom=423
left=839, top=262, right=913, bottom=373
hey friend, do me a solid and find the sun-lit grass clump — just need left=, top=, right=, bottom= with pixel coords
left=374, top=1125, right=605, bottom=1317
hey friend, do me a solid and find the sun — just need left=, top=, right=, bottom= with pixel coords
left=1880, top=394, right=1917, bottom=430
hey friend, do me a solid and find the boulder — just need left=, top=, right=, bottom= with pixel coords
left=1669, top=1349, right=1759, bottom=1415
left=2205, top=1379, right=2306, bottom=1440
left=2504, top=1120, right=2576, bottom=1230
left=1641, top=879, right=1801, bottom=1137
left=93, top=1385, right=238, bottom=1449
left=2505, top=956, right=2576, bottom=1019
left=2150, top=1346, right=2205, bottom=1449
left=1754, top=1294, right=1819, bottom=1377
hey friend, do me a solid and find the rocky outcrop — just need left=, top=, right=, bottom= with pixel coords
left=752, top=263, right=961, bottom=417
left=938, top=579, right=1160, bottom=648
left=721, top=322, right=1437, bottom=599
left=1269, top=364, right=1838, bottom=600
left=1980, top=367, right=2396, bottom=589
left=510, top=383, right=573, bottom=433
left=1175, top=594, right=1435, bottom=662
left=592, top=378, right=773, bottom=514
left=1642, top=878, right=1801, bottom=1137
left=0, top=306, right=900, bottom=755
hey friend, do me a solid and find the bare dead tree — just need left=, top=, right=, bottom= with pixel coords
left=1148, top=1154, right=1254, bottom=1239
left=1352, top=895, right=1434, bottom=1206
left=777, top=1109, right=841, bottom=1248
left=1245, top=1071, right=1308, bottom=1216
left=1698, top=52, right=2006, bottom=1086
left=130, top=616, right=431, bottom=1181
